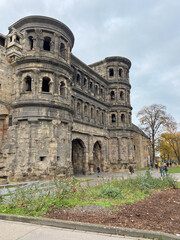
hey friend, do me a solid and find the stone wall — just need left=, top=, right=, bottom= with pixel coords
left=133, top=130, right=150, bottom=168
left=0, top=16, right=150, bottom=183
left=2, top=119, right=73, bottom=182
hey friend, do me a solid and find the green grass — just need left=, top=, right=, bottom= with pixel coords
left=168, top=165, right=180, bottom=173
left=136, top=167, right=149, bottom=171
left=0, top=171, right=175, bottom=217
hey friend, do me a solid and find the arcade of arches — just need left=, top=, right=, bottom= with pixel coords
left=71, top=139, right=103, bottom=175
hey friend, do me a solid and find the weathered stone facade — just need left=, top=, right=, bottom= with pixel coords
left=0, top=16, right=150, bottom=183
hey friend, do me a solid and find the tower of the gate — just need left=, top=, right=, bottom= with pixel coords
left=2, top=16, right=75, bottom=181
left=90, top=57, right=134, bottom=169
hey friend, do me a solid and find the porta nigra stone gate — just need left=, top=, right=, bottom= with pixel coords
left=0, top=16, right=150, bottom=183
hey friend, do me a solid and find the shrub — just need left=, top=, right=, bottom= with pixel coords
left=97, top=184, right=123, bottom=199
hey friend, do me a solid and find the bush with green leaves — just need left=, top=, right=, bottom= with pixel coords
left=97, top=184, right=123, bottom=199
left=121, top=170, right=175, bottom=194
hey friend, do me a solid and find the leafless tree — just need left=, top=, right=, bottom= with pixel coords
left=137, top=104, right=172, bottom=163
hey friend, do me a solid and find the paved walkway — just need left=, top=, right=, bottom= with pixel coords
left=76, top=169, right=180, bottom=183
left=0, top=220, right=149, bottom=240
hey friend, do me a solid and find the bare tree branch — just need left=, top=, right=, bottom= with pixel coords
left=137, top=104, right=172, bottom=163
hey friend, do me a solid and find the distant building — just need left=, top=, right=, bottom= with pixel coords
left=0, top=16, right=150, bottom=183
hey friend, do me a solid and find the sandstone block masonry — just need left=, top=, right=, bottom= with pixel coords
left=0, top=16, right=150, bottom=183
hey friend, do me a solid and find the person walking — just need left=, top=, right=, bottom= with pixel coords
left=160, top=164, right=164, bottom=177
left=97, top=166, right=101, bottom=177
left=155, top=162, right=158, bottom=170
left=164, top=164, right=168, bottom=176
left=128, top=165, right=134, bottom=175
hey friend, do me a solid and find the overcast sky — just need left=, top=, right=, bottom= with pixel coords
left=0, top=0, right=179, bottom=126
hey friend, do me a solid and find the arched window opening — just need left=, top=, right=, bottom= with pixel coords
left=43, top=37, right=51, bottom=51
left=109, top=68, right=114, bottom=77
left=16, top=35, right=20, bottom=43
left=121, top=114, right=125, bottom=123
left=100, top=88, right=103, bottom=96
left=76, top=73, right=80, bottom=85
left=95, top=85, right=98, bottom=95
left=60, top=81, right=66, bottom=97
left=90, top=82, right=93, bottom=90
left=60, top=43, right=66, bottom=59
left=83, top=77, right=87, bottom=86
left=84, top=105, right=88, bottom=116
left=77, top=102, right=81, bottom=114
left=91, top=108, right=94, bottom=119
left=0, top=37, right=5, bottom=47
left=111, top=91, right=115, bottom=100
left=120, top=91, right=125, bottom=100
left=112, top=114, right=116, bottom=123
left=101, top=112, right=104, bottom=124
left=42, top=77, right=50, bottom=92
left=29, top=36, right=34, bottom=50
left=24, top=76, right=32, bottom=91
left=119, top=68, right=122, bottom=77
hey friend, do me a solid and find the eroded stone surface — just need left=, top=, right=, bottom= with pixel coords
left=0, top=16, right=150, bottom=183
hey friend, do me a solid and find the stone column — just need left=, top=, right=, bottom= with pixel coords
left=82, top=101, right=84, bottom=120
left=16, top=72, right=22, bottom=98
left=74, top=98, right=77, bottom=117
left=117, top=110, right=120, bottom=127
left=67, top=43, right=71, bottom=64
left=83, top=150, right=89, bottom=175
left=35, top=29, right=42, bottom=54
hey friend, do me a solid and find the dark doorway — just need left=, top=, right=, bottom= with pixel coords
left=93, top=141, right=103, bottom=171
left=72, top=139, right=85, bottom=175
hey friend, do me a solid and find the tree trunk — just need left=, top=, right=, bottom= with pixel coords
left=152, top=132, right=155, bottom=164
left=151, top=142, right=155, bottom=164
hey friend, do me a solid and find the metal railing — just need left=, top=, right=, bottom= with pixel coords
left=0, top=180, right=55, bottom=202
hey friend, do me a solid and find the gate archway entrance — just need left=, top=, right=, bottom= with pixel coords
left=72, top=139, right=86, bottom=175
left=93, top=141, right=103, bottom=171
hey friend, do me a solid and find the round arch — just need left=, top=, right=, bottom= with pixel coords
left=72, top=138, right=86, bottom=175
left=93, top=141, right=103, bottom=171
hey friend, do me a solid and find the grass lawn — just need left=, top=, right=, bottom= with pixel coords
left=136, top=167, right=149, bottom=171
left=168, top=165, right=180, bottom=173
